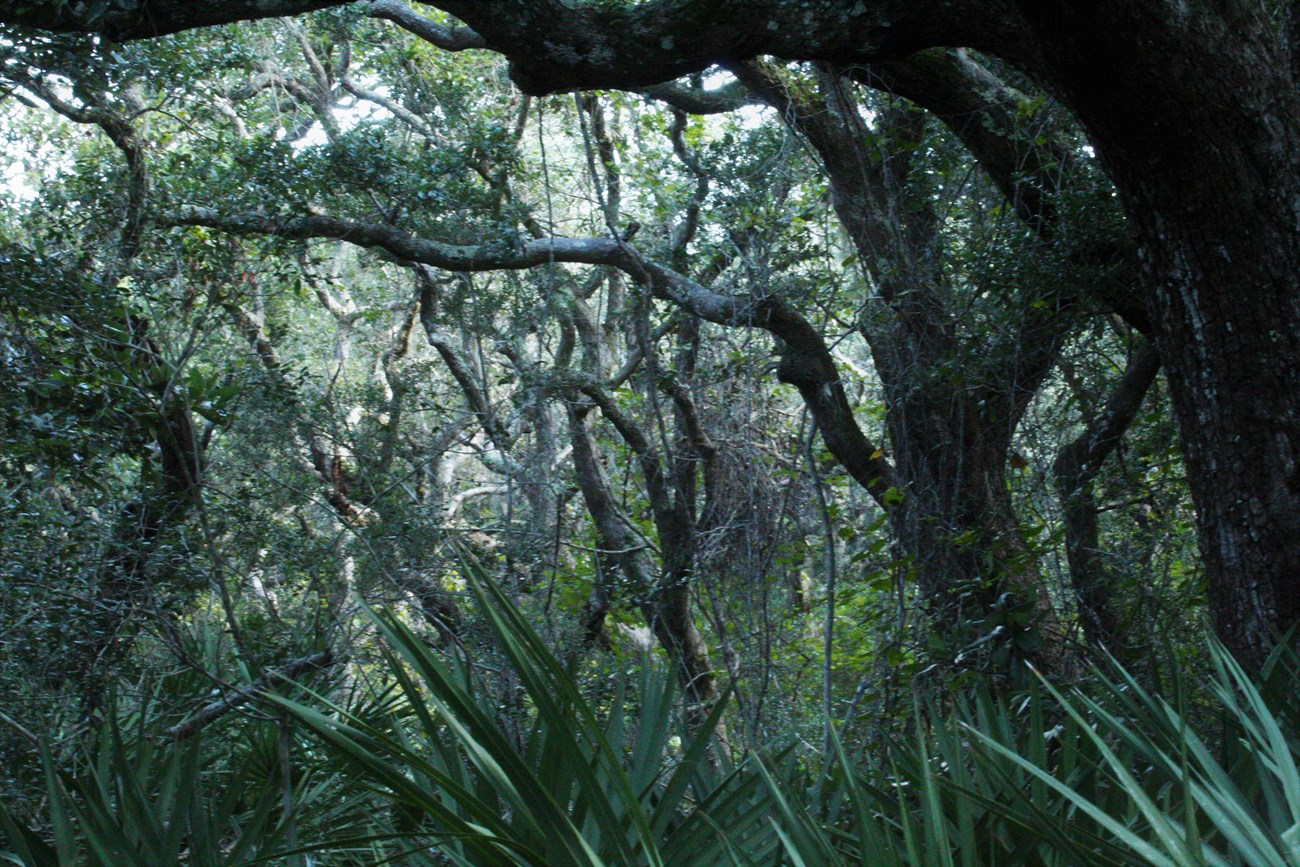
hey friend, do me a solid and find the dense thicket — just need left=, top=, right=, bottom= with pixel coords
left=1, top=1, right=1295, bottom=863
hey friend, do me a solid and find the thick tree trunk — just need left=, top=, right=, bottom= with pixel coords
left=734, top=61, right=1070, bottom=666
left=881, top=375, right=1062, bottom=665
left=1018, top=1, right=1300, bottom=667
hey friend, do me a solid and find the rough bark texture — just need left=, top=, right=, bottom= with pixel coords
left=1014, top=1, right=1300, bottom=667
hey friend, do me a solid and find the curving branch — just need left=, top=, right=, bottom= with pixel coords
left=413, top=266, right=515, bottom=456
left=363, top=0, right=485, bottom=52
left=165, top=650, right=338, bottom=741
left=1, top=0, right=1032, bottom=96
left=1054, top=339, right=1161, bottom=652
left=14, top=76, right=149, bottom=262
left=852, top=50, right=1147, bottom=333
left=862, top=49, right=1067, bottom=235
left=225, top=303, right=373, bottom=524
left=164, top=205, right=899, bottom=503
left=0, top=0, right=342, bottom=40
left=164, top=206, right=621, bottom=270
left=564, top=400, right=721, bottom=728
left=640, top=79, right=756, bottom=115
left=341, top=76, right=438, bottom=139
left=580, top=383, right=675, bottom=523
left=423, top=0, right=1031, bottom=95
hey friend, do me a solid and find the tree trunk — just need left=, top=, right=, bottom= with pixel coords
left=1017, top=1, right=1300, bottom=667
left=1053, top=339, right=1161, bottom=654
left=564, top=403, right=720, bottom=712
left=78, top=385, right=202, bottom=712
left=735, top=60, right=1070, bottom=667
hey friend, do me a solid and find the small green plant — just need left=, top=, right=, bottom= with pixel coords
left=272, top=558, right=778, bottom=865
left=0, top=715, right=299, bottom=866
left=9, top=557, right=1296, bottom=867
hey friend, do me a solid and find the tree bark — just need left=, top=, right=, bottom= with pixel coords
left=1014, top=1, right=1300, bottom=667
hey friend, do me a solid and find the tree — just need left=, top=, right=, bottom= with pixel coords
left=6, top=0, right=1297, bottom=669
left=466, top=0, right=1300, bottom=671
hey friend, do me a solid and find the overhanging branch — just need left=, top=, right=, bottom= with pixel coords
left=1, top=0, right=1031, bottom=98
left=0, top=0, right=341, bottom=40
left=164, top=205, right=899, bottom=502
left=364, top=0, right=485, bottom=52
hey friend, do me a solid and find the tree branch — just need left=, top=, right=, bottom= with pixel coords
left=1053, top=339, right=1161, bottom=651
left=165, top=205, right=898, bottom=502
left=17, top=76, right=149, bottom=261
left=1, top=0, right=1032, bottom=96
left=165, top=650, right=338, bottom=741
left=854, top=49, right=1146, bottom=332
left=413, top=266, right=515, bottom=455
left=1055, top=340, right=1161, bottom=497
left=640, top=79, right=756, bottom=115
left=0, top=0, right=341, bottom=40
left=431, top=0, right=1029, bottom=95
left=363, top=0, right=485, bottom=51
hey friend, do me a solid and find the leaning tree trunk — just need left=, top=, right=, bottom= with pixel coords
left=1019, top=1, right=1300, bottom=667
left=1053, top=340, right=1161, bottom=654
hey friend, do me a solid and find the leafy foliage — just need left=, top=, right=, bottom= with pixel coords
left=0, top=7, right=1269, bottom=864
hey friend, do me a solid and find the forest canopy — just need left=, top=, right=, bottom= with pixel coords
left=3, top=1, right=1300, bottom=863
